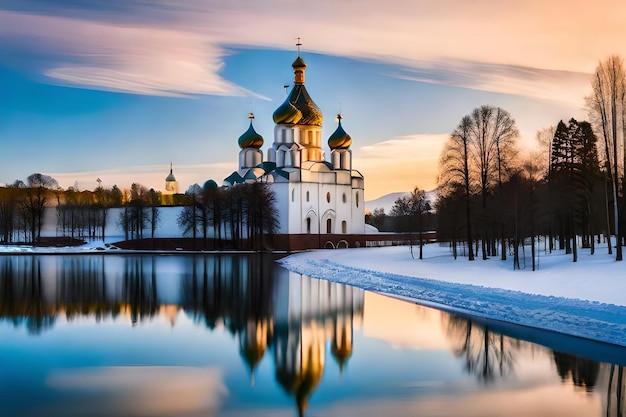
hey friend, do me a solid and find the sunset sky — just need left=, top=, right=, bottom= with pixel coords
left=2, top=0, right=625, bottom=199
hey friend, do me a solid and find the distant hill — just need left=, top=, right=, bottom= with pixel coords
left=365, top=190, right=437, bottom=214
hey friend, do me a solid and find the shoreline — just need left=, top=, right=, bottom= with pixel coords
left=278, top=244, right=626, bottom=349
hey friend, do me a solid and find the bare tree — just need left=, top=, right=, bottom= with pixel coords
left=119, top=183, right=149, bottom=240
left=467, top=106, right=519, bottom=260
left=536, top=126, right=557, bottom=252
left=390, top=187, right=431, bottom=259
left=588, top=55, right=626, bottom=261
left=147, top=188, right=161, bottom=239
left=367, top=207, right=386, bottom=231
left=24, top=173, right=59, bottom=243
left=439, top=116, right=475, bottom=260
left=523, top=151, right=546, bottom=271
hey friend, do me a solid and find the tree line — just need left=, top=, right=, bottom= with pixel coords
left=368, top=55, right=626, bottom=267
left=0, top=175, right=278, bottom=250
left=177, top=181, right=279, bottom=250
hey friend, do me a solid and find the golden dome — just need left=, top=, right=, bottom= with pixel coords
left=273, top=50, right=323, bottom=127
left=238, top=113, right=264, bottom=149
left=272, top=84, right=322, bottom=126
left=328, top=115, right=352, bottom=149
left=273, top=100, right=303, bottom=124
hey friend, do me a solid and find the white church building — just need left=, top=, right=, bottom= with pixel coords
left=223, top=47, right=365, bottom=249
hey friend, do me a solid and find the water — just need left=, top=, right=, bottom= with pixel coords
left=0, top=253, right=625, bottom=417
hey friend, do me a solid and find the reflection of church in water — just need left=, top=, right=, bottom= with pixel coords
left=181, top=256, right=365, bottom=417
left=0, top=254, right=363, bottom=417
left=270, top=269, right=363, bottom=416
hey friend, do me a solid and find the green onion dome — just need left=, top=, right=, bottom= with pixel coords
left=238, top=113, right=264, bottom=149
left=203, top=179, right=218, bottom=190
left=328, top=115, right=352, bottom=149
left=272, top=100, right=303, bottom=125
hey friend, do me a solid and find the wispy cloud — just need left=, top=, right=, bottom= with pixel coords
left=2, top=0, right=625, bottom=100
left=391, top=61, right=591, bottom=106
left=0, top=11, right=267, bottom=98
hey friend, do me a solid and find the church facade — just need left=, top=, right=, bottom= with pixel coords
left=223, top=49, right=365, bottom=248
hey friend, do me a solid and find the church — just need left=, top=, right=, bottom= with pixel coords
left=222, top=46, right=366, bottom=249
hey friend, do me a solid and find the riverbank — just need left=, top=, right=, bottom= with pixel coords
left=279, top=242, right=626, bottom=347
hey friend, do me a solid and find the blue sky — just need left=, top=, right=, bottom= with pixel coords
left=1, top=0, right=623, bottom=199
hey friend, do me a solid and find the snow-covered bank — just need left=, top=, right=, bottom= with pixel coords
left=279, top=243, right=626, bottom=347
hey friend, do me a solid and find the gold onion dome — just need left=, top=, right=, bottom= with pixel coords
left=273, top=100, right=303, bottom=124
left=328, top=115, right=352, bottom=149
left=272, top=51, right=323, bottom=127
left=238, top=113, right=264, bottom=149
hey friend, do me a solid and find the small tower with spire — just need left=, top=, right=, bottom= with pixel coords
left=162, top=162, right=179, bottom=204
left=237, top=113, right=264, bottom=176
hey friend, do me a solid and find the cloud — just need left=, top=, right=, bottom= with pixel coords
left=2, top=0, right=626, bottom=100
left=0, top=11, right=267, bottom=98
left=355, top=134, right=448, bottom=198
left=391, top=61, right=591, bottom=106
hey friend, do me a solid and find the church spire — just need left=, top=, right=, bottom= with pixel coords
left=292, top=38, right=307, bottom=84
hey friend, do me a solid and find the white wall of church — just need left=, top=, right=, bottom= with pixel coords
left=351, top=187, right=365, bottom=234
left=272, top=182, right=291, bottom=234
left=269, top=179, right=363, bottom=236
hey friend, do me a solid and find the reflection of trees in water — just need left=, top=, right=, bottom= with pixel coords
left=445, top=316, right=517, bottom=383
left=180, top=254, right=276, bottom=335
left=553, top=351, right=599, bottom=391
left=123, top=257, right=159, bottom=325
left=603, top=365, right=626, bottom=417
left=181, top=254, right=278, bottom=381
left=57, top=256, right=118, bottom=321
left=0, top=255, right=165, bottom=330
left=0, top=256, right=56, bottom=334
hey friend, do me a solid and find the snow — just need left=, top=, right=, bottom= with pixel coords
left=278, top=242, right=626, bottom=347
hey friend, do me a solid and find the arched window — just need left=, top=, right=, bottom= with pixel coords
left=356, top=191, right=360, bottom=208
left=291, top=188, right=295, bottom=202
left=342, top=221, right=347, bottom=234
left=306, top=217, right=311, bottom=234
left=306, top=191, right=310, bottom=202
left=342, top=193, right=347, bottom=203
left=326, top=218, right=332, bottom=234
left=326, top=192, right=331, bottom=203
